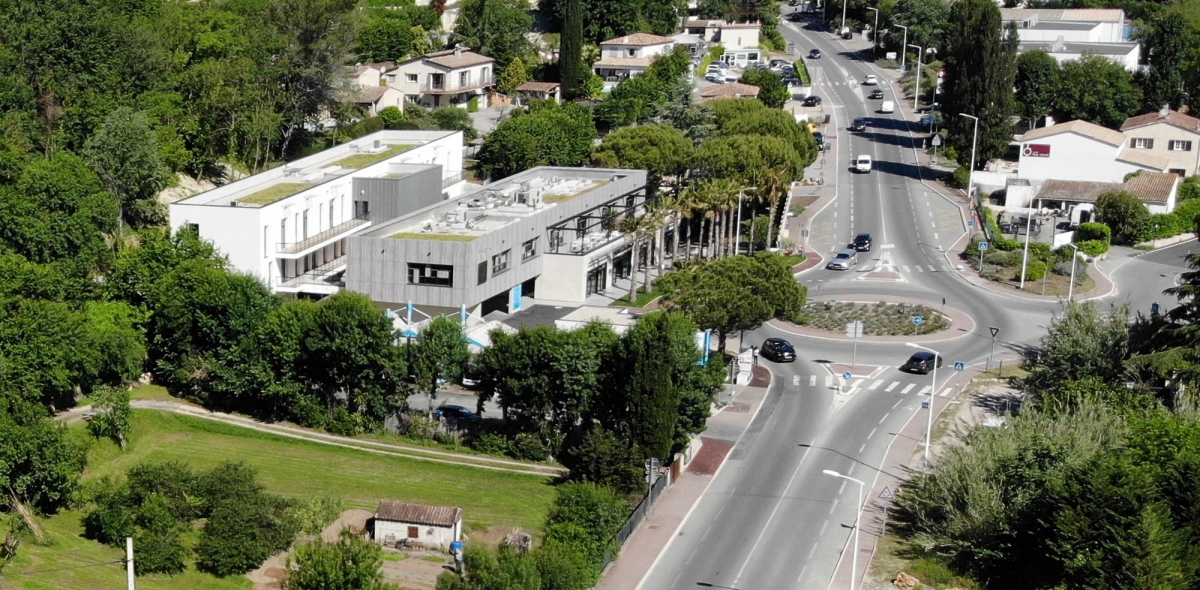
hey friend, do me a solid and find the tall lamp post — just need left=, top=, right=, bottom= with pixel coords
left=866, top=8, right=879, bottom=58
left=841, top=0, right=849, bottom=35
left=908, top=44, right=924, bottom=111
left=1064, top=243, right=1079, bottom=302
left=823, top=470, right=865, bottom=590
left=906, top=342, right=940, bottom=469
left=958, top=113, right=979, bottom=200
left=894, top=24, right=908, bottom=71
left=733, top=186, right=757, bottom=256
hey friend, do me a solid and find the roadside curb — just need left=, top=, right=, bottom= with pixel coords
left=769, top=294, right=976, bottom=344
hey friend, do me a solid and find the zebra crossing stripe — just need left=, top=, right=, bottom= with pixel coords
left=851, top=379, right=864, bottom=388
left=868, top=380, right=884, bottom=390
left=902, top=265, right=910, bottom=272
left=940, top=388, right=955, bottom=397
left=825, top=375, right=833, bottom=387
left=919, top=385, right=932, bottom=395
left=810, top=375, right=817, bottom=386
left=928, top=265, right=937, bottom=272
left=900, top=384, right=916, bottom=394
left=885, top=382, right=899, bottom=392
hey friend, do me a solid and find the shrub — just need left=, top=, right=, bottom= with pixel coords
left=564, top=428, right=643, bottom=494
left=378, top=106, right=404, bottom=129
left=984, top=250, right=1012, bottom=265
left=470, top=432, right=512, bottom=456
left=288, top=497, right=344, bottom=536
left=950, top=166, right=970, bottom=188
left=511, top=432, right=551, bottom=462
left=134, top=528, right=189, bottom=575
left=196, top=493, right=300, bottom=577
left=1023, top=260, right=1047, bottom=281
left=467, top=97, right=480, bottom=113
left=1076, top=222, right=1111, bottom=243
left=544, top=483, right=630, bottom=567
left=1078, top=239, right=1109, bottom=256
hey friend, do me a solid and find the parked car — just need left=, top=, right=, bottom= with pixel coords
left=863, top=74, right=878, bottom=85
left=842, top=29, right=853, bottom=39
left=901, top=352, right=942, bottom=375
left=827, top=248, right=859, bottom=270
left=770, top=59, right=791, bottom=68
left=787, top=12, right=805, bottom=21
left=812, top=131, right=825, bottom=145
left=705, top=74, right=725, bottom=84
left=435, top=405, right=481, bottom=424
left=809, top=48, right=822, bottom=59
left=803, top=95, right=822, bottom=106
left=760, top=338, right=797, bottom=363
left=916, top=102, right=941, bottom=113
left=869, top=89, right=884, bottom=99
left=852, top=232, right=872, bottom=251
left=850, top=117, right=867, bottom=131
left=854, top=154, right=873, bottom=173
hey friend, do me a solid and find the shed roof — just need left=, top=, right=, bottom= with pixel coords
left=1116, top=147, right=1171, bottom=170
left=593, top=57, right=655, bottom=68
left=1000, top=8, right=1125, bottom=22
left=1121, top=108, right=1200, bottom=135
left=1018, top=119, right=1127, bottom=147
left=600, top=33, right=676, bottom=46
left=356, top=85, right=398, bottom=104
left=699, top=82, right=761, bottom=100
left=516, top=81, right=560, bottom=93
left=404, top=48, right=494, bottom=70
left=376, top=500, right=463, bottom=527
left=1123, top=171, right=1179, bottom=203
left=1035, top=172, right=1178, bottom=204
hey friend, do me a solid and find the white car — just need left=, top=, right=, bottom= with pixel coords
left=863, top=74, right=878, bottom=85
left=855, top=155, right=873, bottom=173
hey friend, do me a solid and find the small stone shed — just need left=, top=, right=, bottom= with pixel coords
left=373, top=500, right=463, bottom=551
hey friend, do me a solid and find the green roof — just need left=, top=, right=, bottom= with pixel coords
left=331, top=144, right=416, bottom=169
left=388, top=232, right=477, bottom=242
left=543, top=180, right=609, bottom=204
left=237, top=183, right=310, bottom=206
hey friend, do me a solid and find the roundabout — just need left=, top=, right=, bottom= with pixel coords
left=769, top=294, right=976, bottom=343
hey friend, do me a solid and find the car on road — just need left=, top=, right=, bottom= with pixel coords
left=869, top=89, right=884, bottom=99
left=827, top=248, right=859, bottom=270
left=850, top=117, right=867, bottom=131
left=760, top=338, right=797, bottom=363
left=809, top=48, right=822, bottom=59
left=704, top=74, right=725, bottom=84
left=787, top=12, right=805, bottom=21
left=916, top=103, right=941, bottom=113
left=901, top=351, right=943, bottom=375
left=854, top=154, right=872, bottom=173
left=879, top=100, right=895, bottom=114
left=803, top=95, right=822, bottom=106
left=852, top=232, right=872, bottom=251
left=863, top=74, right=878, bottom=85
left=435, top=405, right=482, bottom=425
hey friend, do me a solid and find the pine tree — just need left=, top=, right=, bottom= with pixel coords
left=942, top=0, right=1018, bottom=170
left=1138, top=12, right=1193, bottom=111
left=497, top=57, right=531, bottom=96
left=560, top=0, right=585, bottom=100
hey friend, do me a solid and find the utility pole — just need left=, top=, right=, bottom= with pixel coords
left=866, top=8, right=879, bottom=59
left=126, top=537, right=136, bottom=590
left=895, top=25, right=908, bottom=71
left=908, top=44, right=924, bottom=112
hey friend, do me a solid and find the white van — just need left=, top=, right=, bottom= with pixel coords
left=880, top=100, right=895, bottom=114
left=855, top=155, right=873, bottom=173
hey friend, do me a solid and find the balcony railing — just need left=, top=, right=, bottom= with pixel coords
left=276, top=214, right=369, bottom=255
left=442, top=171, right=464, bottom=188
left=278, top=256, right=347, bottom=290
left=423, top=75, right=495, bottom=94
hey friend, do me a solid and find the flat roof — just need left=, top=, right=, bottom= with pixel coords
left=1019, top=41, right=1137, bottom=56
left=175, top=130, right=458, bottom=208
left=365, top=168, right=632, bottom=242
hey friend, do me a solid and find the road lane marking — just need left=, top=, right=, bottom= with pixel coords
left=820, top=521, right=829, bottom=536
left=859, top=443, right=865, bottom=453
left=901, top=384, right=915, bottom=394
left=916, top=266, right=924, bottom=272
left=885, top=382, right=899, bottom=392
left=825, top=375, right=833, bottom=387
left=829, top=501, right=838, bottom=514
left=902, top=265, right=910, bottom=272
left=851, top=378, right=864, bottom=388
left=928, top=265, right=937, bottom=272
left=732, top=442, right=816, bottom=585
left=868, top=380, right=884, bottom=390
left=940, top=388, right=955, bottom=397
left=919, top=385, right=932, bottom=395
left=810, top=375, right=817, bottom=386
left=934, top=232, right=939, bottom=240
left=879, top=413, right=890, bottom=424
left=868, top=427, right=877, bottom=438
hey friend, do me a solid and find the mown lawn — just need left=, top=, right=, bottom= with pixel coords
left=5, top=410, right=557, bottom=589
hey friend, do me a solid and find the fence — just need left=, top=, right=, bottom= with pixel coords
left=598, top=473, right=670, bottom=571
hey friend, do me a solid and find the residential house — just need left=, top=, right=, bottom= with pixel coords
left=671, top=32, right=706, bottom=56
left=1001, top=8, right=1139, bottom=71
left=389, top=47, right=495, bottom=109
left=1014, top=119, right=1170, bottom=184
left=1120, top=106, right=1200, bottom=177
left=1019, top=172, right=1180, bottom=219
left=699, top=82, right=760, bottom=102
left=594, top=33, right=676, bottom=89
left=681, top=19, right=762, bottom=66
left=168, top=130, right=467, bottom=297
left=354, top=86, right=405, bottom=117
left=374, top=500, right=462, bottom=551
left=353, top=62, right=395, bottom=89
left=515, top=81, right=561, bottom=105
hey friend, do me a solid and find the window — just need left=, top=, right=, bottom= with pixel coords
left=186, top=223, right=199, bottom=235
left=1132, top=138, right=1154, bottom=149
left=263, top=226, right=269, bottom=257
left=477, top=261, right=488, bottom=285
left=329, top=200, right=334, bottom=227
left=281, top=219, right=287, bottom=243
left=549, top=229, right=562, bottom=251
left=386, top=74, right=396, bottom=83
left=406, top=73, right=418, bottom=83
left=522, top=238, right=538, bottom=261
left=627, top=48, right=636, bottom=57
left=492, top=249, right=511, bottom=275
left=354, top=200, right=369, bottom=218
left=407, top=526, right=418, bottom=539
left=302, top=210, right=309, bottom=238
left=460, top=71, right=469, bottom=87
left=1169, top=140, right=1193, bottom=151
left=1170, top=168, right=1187, bottom=176
left=407, top=263, right=454, bottom=287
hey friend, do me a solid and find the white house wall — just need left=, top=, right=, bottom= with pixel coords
left=1017, top=133, right=1141, bottom=183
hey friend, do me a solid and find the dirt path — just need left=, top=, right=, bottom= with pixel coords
left=58, top=401, right=566, bottom=477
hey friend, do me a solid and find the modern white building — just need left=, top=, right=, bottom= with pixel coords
left=681, top=19, right=762, bottom=67
left=386, top=47, right=494, bottom=109
left=168, top=130, right=466, bottom=296
left=594, top=33, right=676, bottom=89
left=1015, top=119, right=1170, bottom=184
left=1002, top=8, right=1139, bottom=72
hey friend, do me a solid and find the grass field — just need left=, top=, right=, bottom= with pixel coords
left=4, top=410, right=556, bottom=589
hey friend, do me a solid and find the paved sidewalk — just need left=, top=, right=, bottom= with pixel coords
left=595, top=369, right=773, bottom=590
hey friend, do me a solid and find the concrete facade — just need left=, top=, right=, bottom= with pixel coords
left=387, top=47, right=495, bottom=108
left=1002, top=8, right=1138, bottom=71
left=1015, top=120, right=1169, bottom=184
left=1120, top=108, right=1200, bottom=176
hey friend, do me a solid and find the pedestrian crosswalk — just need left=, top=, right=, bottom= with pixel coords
left=895, top=264, right=953, bottom=273
left=804, top=374, right=958, bottom=397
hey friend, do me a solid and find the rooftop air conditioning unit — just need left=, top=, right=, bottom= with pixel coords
left=373, top=139, right=382, bottom=150
left=349, top=142, right=360, bottom=152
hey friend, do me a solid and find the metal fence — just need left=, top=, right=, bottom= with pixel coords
left=599, top=474, right=670, bottom=571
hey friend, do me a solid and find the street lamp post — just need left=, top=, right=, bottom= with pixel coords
left=908, top=44, right=923, bottom=111
left=1065, top=243, right=1079, bottom=302
left=733, top=186, right=757, bottom=256
left=906, top=342, right=940, bottom=469
left=841, top=0, right=849, bottom=35
left=866, top=8, right=879, bottom=59
left=822, top=470, right=865, bottom=590
left=958, top=113, right=979, bottom=200
left=895, top=25, right=908, bottom=71
left=1019, top=198, right=1041, bottom=289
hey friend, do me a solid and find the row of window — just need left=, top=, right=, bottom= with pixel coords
left=265, top=197, right=355, bottom=257
left=408, top=238, right=539, bottom=288
left=1130, top=138, right=1193, bottom=151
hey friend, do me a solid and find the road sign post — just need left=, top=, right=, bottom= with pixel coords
left=846, top=320, right=864, bottom=368
left=954, top=361, right=965, bottom=392
left=978, top=241, right=988, bottom=275
left=645, top=457, right=661, bottom=502
left=988, top=326, right=1000, bottom=371
left=913, top=315, right=923, bottom=335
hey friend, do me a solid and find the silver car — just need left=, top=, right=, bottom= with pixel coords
left=826, top=248, right=859, bottom=270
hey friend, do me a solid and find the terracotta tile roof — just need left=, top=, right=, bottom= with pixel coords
left=356, top=86, right=397, bottom=104
left=600, top=33, right=676, bottom=46
left=356, top=62, right=395, bottom=74
left=1036, top=179, right=1122, bottom=203
left=516, top=81, right=560, bottom=92
left=593, top=57, right=655, bottom=68
left=423, top=49, right=494, bottom=69
left=1121, top=109, right=1200, bottom=135
left=1018, top=119, right=1127, bottom=147
left=376, top=500, right=463, bottom=527
left=1116, top=147, right=1171, bottom=170
left=1123, top=171, right=1179, bottom=203
left=699, top=82, right=761, bottom=100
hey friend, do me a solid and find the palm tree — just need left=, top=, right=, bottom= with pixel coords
left=744, top=186, right=766, bottom=255
left=758, top=168, right=791, bottom=250
left=676, top=185, right=703, bottom=262
left=641, top=199, right=671, bottom=295
left=618, top=212, right=652, bottom=303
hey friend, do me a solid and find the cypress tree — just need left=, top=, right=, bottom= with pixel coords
left=941, top=0, right=1018, bottom=171
left=622, top=313, right=679, bottom=462
left=560, top=0, right=585, bottom=100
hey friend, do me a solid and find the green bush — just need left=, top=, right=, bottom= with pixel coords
left=511, top=432, right=551, bottom=462
left=791, top=59, right=811, bottom=85
left=1024, top=260, right=1047, bottom=281
left=379, top=106, right=404, bottom=129
left=1179, top=175, right=1200, bottom=201
left=1076, top=222, right=1111, bottom=242
left=940, top=146, right=959, bottom=162
left=950, top=165, right=970, bottom=188
left=468, top=97, right=480, bottom=112
left=196, top=493, right=300, bottom=577
left=1077, top=239, right=1109, bottom=256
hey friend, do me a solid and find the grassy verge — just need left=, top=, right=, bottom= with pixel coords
left=972, top=261, right=1095, bottom=297
left=976, top=363, right=1029, bottom=380
left=799, top=301, right=950, bottom=335
left=611, top=285, right=662, bottom=308
left=781, top=253, right=806, bottom=268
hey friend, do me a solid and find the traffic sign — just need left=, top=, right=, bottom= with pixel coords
left=1152, top=302, right=1161, bottom=315
left=967, top=220, right=975, bottom=227
left=978, top=241, right=988, bottom=251
left=845, top=320, right=864, bottom=338
left=930, top=135, right=942, bottom=146
left=879, top=486, right=895, bottom=501
left=645, top=458, right=661, bottom=485
left=913, top=316, right=923, bottom=325
left=954, top=361, right=965, bottom=371
left=843, top=371, right=852, bottom=380
left=921, top=401, right=930, bottom=409
left=989, top=326, right=1000, bottom=338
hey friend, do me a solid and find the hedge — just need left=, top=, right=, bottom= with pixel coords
left=982, top=207, right=1022, bottom=250
left=792, top=59, right=811, bottom=86
left=1077, top=222, right=1110, bottom=243
left=1134, top=199, right=1200, bottom=242
left=1077, top=240, right=1109, bottom=256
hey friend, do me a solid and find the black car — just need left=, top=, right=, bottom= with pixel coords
left=786, top=12, right=805, bottom=21
left=850, top=117, right=867, bottom=131
left=812, top=131, right=825, bottom=145
left=901, top=352, right=943, bottom=375
left=868, top=89, right=884, bottom=99
left=916, top=103, right=942, bottom=113
left=809, top=48, right=822, bottom=59
left=760, top=338, right=797, bottom=363
left=852, top=232, right=872, bottom=251
left=803, top=95, right=822, bottom=106
left=435, top=405, right=481, bottom=425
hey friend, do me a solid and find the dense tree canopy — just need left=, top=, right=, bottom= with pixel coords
left=941, top=0, right=1018, bottom=168
left=1015, top=50, right=1060, bottom=128
left=692, top=134, right=806, bottom=184
left=1137, top=11, right=1195, bottom=111
left=453, top=0, right=534, bottom=70
left=1050, top=55, right=1142, bottom=129
left=737, top=69, right=791, bottom=109
left=478, top=102, right=596, bottom=178
left=1096, top=190, right=1151, bottom=244
left=590, top=124, right=694, bottom=189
